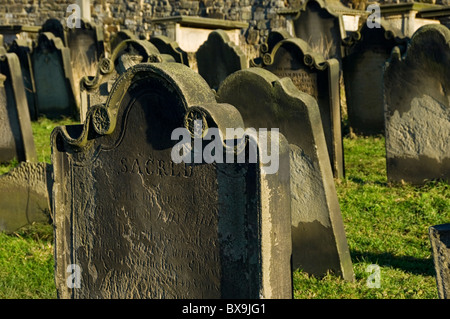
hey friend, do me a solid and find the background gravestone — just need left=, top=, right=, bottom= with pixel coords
left=429, top=223, right=450, bottom=299
left=52, top=62, right=292, bottom=299
left=343, top=21, right=409, bottom=135
left=31, top=32, right=78, bottom=119
left=384, top=24, right=450, bottom=185
left=217, top=68, right=354, bottom=281
left=0, top=162, right=52, bottom=232
left=0, top=47, right=37, bottom=163
left=8, top=38, right=38, bottom=120
left=258, top=35, right=344, bottom=179
left=79, top=39, right=165, bottom=122
left=149, top=35, right=189, bottom=66
left=67, top=19, right=105, bottom=111
left=40, top=18, right=68, bottom=45
left=196, top=29, right=248, bottom=90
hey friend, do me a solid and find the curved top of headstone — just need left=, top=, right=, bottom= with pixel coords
left=149, top=35, right=189, bottom=66
left=287, top=0, right=367, bottom=19
left=41, top=18, right=66, bottom=44
left=35, top=32, right=66, bottom=52
left=55, top=62, right=216, bottom=149
left=80, top=39, right=163, bottom=92
left=388, top=23, right=450, bottom=64
left=258, top=35, right=332, bottom=71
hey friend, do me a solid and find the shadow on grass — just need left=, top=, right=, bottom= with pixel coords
left=351, top=250, right=435, bottom=277
left=346, top=176, right=388, bottom=187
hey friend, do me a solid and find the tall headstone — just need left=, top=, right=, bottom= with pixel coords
left=429, top=223, right=450, bottom=299
left=217, top=68, right=354, bottom=281
left=8, top=38, right=38, bottom=120
left=149, top=35, right=189, bottom=66
left=0, top=48, right=37, bottom=163
left=79, top=39, right=164, bottom=122
left=196, top=29, right=248, bottom=90
left=52, top=62, right=292, bottom=299
left=384, top=24, right=450, bottom=185
left=67, top=19, right=105, bottom=107
left=343, top=21, right=408, bottom=135
left=41, top=18, right=68, bottom=45
left=31, top=32, right=78, bottom=119
left=257, top=35, right=344, bottom=179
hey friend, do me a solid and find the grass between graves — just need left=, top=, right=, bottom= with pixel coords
left=0, top=117, right=449, bottom=299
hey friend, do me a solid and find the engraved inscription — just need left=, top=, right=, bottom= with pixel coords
left=273, top=69, right=318, bottom=99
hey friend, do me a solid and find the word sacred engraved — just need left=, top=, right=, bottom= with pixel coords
left=119, top=156, right=193, bottom=177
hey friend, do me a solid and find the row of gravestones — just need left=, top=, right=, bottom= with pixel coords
left=52, top=61, right=355, bottom=298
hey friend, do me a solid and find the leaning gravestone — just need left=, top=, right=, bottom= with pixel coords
left=31, top=32, right=78, bottom=119
left=429, top=223, right=450, bottom=299
left=196, top=29, right=248, bottom=90
left=0, top=48, right=37, bottom=163
left=0, top=162, right=52, bottom=232
left=52, top=62, right=292, bottom=299
left=384, top=24, right=450, bottom=185
left=217, top=68, right=354, bottom=281
left=257, top=35, right=344, bottom=179
left=79, top=39, right=166, bottom=122
left=343, top=21, right=408, bottom=135
left=8, top=38, right=38, bottom=120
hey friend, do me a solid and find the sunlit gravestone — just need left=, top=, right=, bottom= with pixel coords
left=52, top=63, right=292, bottom=298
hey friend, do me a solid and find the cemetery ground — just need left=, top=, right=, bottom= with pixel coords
left=0, top=116, right=449, bottom=299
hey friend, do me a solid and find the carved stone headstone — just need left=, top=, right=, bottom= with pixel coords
left=31, top=32, right=78, bottom=119
left=8, top=38, right=38, bottom=120
left=343, top=22, right=408, bottom=135
left=257, top=35, right=344, bottom=178
left=384, top=24, right=450, bottom=185
left=0, top=162, right=52, bottom=232
left=79, top=39, right=164, bottom=122
left=52, top=62, right=292, bottom=299
left=217, top=68, right=354, bottom=281
left=196, top=29, right=248, bottom=90
left=149, top=35, right=189, bottom=66
left=0, top=48, right=37, bottom=163
left=41, top=18, right=68, bottom=45
left=429, top=223, right=450, bottom=299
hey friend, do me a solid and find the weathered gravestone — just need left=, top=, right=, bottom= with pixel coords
left=384, top=24, right=450, bottom=185
left=217, top=68, right=354, bottom=281
left=79, top=39, right=167, bottom=122
left=52, top=62, right=292, bottom=299
left=31, top=32, right=78, bottom=119
left=196, top=29, right=248, bottom=90
left=429, top=223, right=450, bottom=299
left=8, top=38, right=38, bottom=120
left=0, top=162, right=52, bottom=232
left=256, top=35, right=344, bottom=179
left=41, top=18, right=68, bottom=45
left=343, top=21, right=408, bottom=135
left=287, top=0, right=364, bottom=63
left=66, top=19, right=105, bottom=108
left=149, top=35, right=190, bottom=66
left=110, top=30, right=137, bottom=53
left=0, top=48, right=37, bottom=163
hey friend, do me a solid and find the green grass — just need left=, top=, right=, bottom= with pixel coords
left=1, top=118, right=449, bottom=299
left=294, top=135, right=450, bottom=299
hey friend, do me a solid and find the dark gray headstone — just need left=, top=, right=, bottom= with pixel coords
left=0, top=162, right=52, bottom=232
left=384, top=24, right=450, bottom=185
left=31, top=32, right=78, bottom=119
left=217, top=68, right=354, bottom=281
left=259, top=35, right=344, bottom=179
left=0, top=48, right=37, bottom=163
left=8, top=38, right=38, bottom=120
left=41, top=18, right=68, bottom=45
left=429, top=223, right=450, bottom=299
left=52, top=62, right=292, bottom=299
left=149, top=35, right=189, bottom=66
left=196, top=29, right=248, bottom=90
left=343, top=23, right=408, bottom=135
